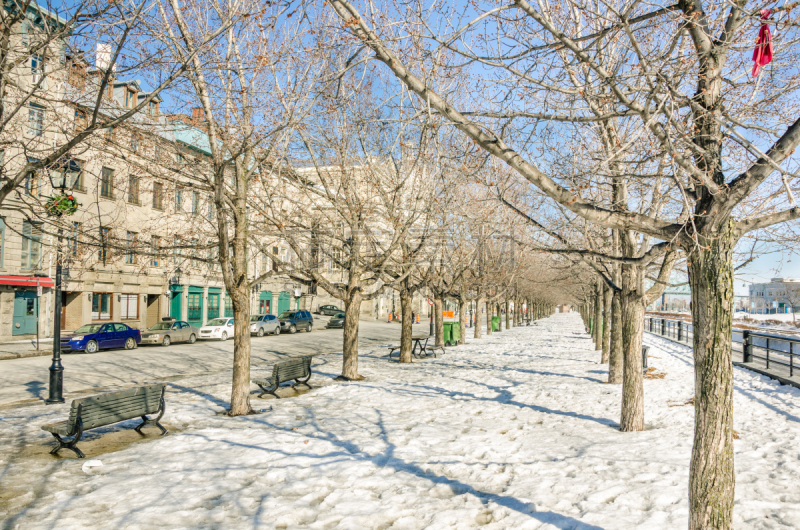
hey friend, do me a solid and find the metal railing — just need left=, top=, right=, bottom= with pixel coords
left=644, top=316, right=800, bottom=379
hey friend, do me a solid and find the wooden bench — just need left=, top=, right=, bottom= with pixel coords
left=41, top=384, right=167, bottom=459
left=252, top=356, right=313, bottom=398
left=425, top=344, right=445, bottom=357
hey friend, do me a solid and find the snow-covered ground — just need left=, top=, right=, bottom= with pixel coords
left=2, top=314, right=800, bottom=529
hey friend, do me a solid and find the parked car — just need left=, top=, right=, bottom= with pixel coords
left=61, top=322, right=141, bottom=353
left=316, top=304, right=342, bottom=316
left=198, top=317, right=235, bottom=340
left=325, top=313, right=345, bottom=329
left=140, top=320, right=199, bottom=346
left=250, top=314, right=280, bottom=336
left=278, top=310, right=313, bottom=333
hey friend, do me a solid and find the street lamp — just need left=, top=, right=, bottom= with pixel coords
left=45, top=159, right=80, bottom=405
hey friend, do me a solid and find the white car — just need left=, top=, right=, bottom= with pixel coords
left=198, top=317, right=235, bottom=340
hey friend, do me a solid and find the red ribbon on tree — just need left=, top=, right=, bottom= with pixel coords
left=752, top=9, right=773, bottom=77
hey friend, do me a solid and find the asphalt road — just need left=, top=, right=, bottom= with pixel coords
left=0, top=318, right=427, bottom=407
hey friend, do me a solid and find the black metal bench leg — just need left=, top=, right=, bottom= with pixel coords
left=256, top=383, right=280, bottom=399
left=135, top=397, right=169, bottom=435
left=50, top=431, right=85, bottom=458
left=294, top=374, right=313, bottom=389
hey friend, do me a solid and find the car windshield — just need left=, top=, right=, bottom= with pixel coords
left=74, top=324, right=102, bottom=334
left=278, top=311, right=296, bottom=319
left=249, top=315, right=263, bottom=322
left=334, top=313, right=345, bottom=318
left=207, top=319, right=229, bottom=326
left=149, top=322, right=172, bottom=330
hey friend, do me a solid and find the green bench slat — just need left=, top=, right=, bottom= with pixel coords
left=251, top=357, right=312, bottom=396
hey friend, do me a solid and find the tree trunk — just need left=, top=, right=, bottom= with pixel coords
left=687, top=222, right=736, bottom=529
left=399, top=287, right=414, bottom=363
left=459, top=298, right=467, bottom=344
left=228, top=283, right=252, bottom=416
left=434, top=296, right=444, bottom=347
left=602, top=283, right=612, bottom=363
left=474, top=296, right=484, bottom=338
left=608, top=290, right=623, bottom=384
left=505, top=300, right=510, bottom=329
left=619, top=262, right=645, bottom=432
left=341, top=285, right=364, bottom=380
left=594, top=278, right=603, bottom=351
left=486, top=300, right=493, bottom=335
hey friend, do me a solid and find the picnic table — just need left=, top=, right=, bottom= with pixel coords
left=388, top=335, right=436, bottom=360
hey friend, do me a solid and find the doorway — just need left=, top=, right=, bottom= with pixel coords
left=13, top=291, right=38, bottom=335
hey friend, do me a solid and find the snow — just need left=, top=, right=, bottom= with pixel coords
left=2, top=313, right=800, bottom=528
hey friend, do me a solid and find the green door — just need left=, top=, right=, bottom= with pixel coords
left=259, top=291, right=272, bottom=314
left=278, top=291, right=291, bottom=314
left=207, top=288, right=221, bottom=319
left=224, top=294, right=233, bottom=317
left=13, top=291, right=38, bottom=335
left=170, top=286, right=183, bottom=320
left=187, top=288, right=204, bottom=328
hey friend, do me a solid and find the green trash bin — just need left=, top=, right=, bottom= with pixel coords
left=450, top=322, right=461, bottom=345
left=492, top=316, right=500, bottom=331
left=442, top=322, right=453, bottom=346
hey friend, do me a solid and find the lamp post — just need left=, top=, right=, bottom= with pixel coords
left=45, top=161, right=79, bottom=405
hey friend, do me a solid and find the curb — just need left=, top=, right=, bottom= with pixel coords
left=0, top=350, right=51, bottom=361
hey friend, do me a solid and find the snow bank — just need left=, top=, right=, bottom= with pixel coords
left=2, top=314, right=799, bottom=529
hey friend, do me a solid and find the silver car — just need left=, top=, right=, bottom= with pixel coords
left=250, top=314, right=281, bottom=336
left=140, top=320, right=198, bottom=346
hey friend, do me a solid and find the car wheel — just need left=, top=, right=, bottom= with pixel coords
left=189, top=333, right=196, bottom=344
left=86, top=340, right=98, bottom=354
left=125, top=337, right=136, bottom=350
left=307, top=323, right=312, bottom=332
left=274, top=326, right=281, bottom=335
left=162, top=335, right=171, bottom=347
left=289, top=324, right=297, bottom=334
left=221, top=332, right=228, bottom=341
left=257, top=328, right=265, bottom=337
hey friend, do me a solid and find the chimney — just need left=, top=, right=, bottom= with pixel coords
left=96, top=43, right=116, bottom=72
left=192, top=107, right=205, bottom=122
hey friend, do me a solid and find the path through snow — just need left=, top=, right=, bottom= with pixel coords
left=1, top=313, right=799, bottom=528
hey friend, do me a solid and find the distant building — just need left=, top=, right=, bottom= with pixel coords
left=748, top=278, right=800, bottom=314
left=649, top=284, right=691, bottom=312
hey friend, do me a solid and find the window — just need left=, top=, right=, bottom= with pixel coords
left=191, top=191, right=199, bottom=215
left=62, top=222, right=79, bottom=259
left=91, top=293, right=112, bottom=320
left=105, top=126, right=114, bottom=141
left=148, top=100, right=159, bottom=117
left=174, top=236, right=182, bottom=259
left=74, top=109, right=87, bottom=131
left=152, top=182, right=164, bottom=210
left=21, top=221, right=42, bottom=269
left=125, top=88, right=137, bottom=109
left=176, top=152, right=183, bottom=163
left=154, top=144, right=162, bottom=161
left=31, top=54, right=44, bottom=86
left=125, top=231, right=136, bottom=264
left=28, top=104, right=44, bottom=136
left=131, top=134, right=140, bottom=153
left=174, top=186, right=182, bottom=211
left=120, top=294, right=139, bottom=320
left=100, top=167, right=114, bottom=198
left=187, top=293, right=202, bottom=322
left=51, top=159, right=83, bottom=191
left=272, top=246, right=279, bottom=271
left=99, top=227, right=110, bottom=262
left=208, top=293, right=220, bottom=319
left=150, top=235, right=160, bottom=266
left=24, top=169, right=40, bottom=196
left=127, top=176, right=140, bottom=204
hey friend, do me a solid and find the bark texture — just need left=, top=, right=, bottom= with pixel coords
left=619, top=262, right=645, bottom=432
left=399, top=288, right=414, bottom=363
left=486, top=300, right=493, bottom=335
left=602, top=284, right=612, bottom=363
left=608, top=290, right=623, bottom=384
left=341, top=286, right=364, bottom=380
left=687, top=222, right=736, bottom=530
left=594, top=279, right=603, bottom=351
left=229, top=283, right=252, bottom=416
left=474, top=296, right=484, bottom=338
left=434, top=297, right=444, bottom=347
left=459, top=298, right=467, bottom=345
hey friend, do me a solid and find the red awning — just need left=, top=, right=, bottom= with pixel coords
left=0, top=275, right=55, bottom=288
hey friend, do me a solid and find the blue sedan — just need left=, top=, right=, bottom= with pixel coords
left=61, top=322, right=142, bottom=353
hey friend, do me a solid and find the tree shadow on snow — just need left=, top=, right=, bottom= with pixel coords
left=197, top=410, right=605, bottom=529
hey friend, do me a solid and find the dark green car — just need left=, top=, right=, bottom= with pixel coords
left=325, top=313, right=345, bottom=329
left=317, top=304, right=342, bottom=316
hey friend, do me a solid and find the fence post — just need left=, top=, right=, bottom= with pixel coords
left=649, top=318, right=653, bottom=333
left=743, top=331, right=752, bottom=363
left=661, top=318, right=666, bottom=336
left=677, top=321, right=682, bottom=342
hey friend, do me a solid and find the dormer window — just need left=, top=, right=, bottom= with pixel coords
left=125, top=88, right=137, bottom=109
left=147, top=100, right=159, bottom=117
